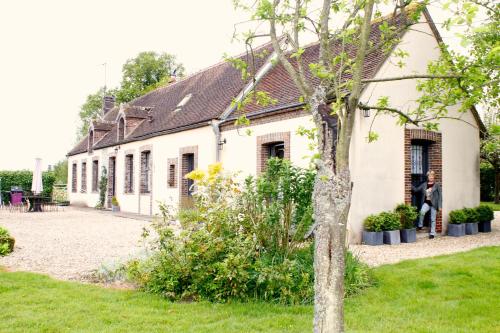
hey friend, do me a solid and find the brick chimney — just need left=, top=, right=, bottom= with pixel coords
left=103, top=95, right=116, bottom=115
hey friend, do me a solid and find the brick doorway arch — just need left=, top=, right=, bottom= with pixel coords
left=404, top=129, right=443, bottom=233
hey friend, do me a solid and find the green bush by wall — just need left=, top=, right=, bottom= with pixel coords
left=480, top=162, right=495, bottom=202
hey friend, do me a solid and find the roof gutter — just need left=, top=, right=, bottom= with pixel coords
left=210, top=120, right=222, bottom=162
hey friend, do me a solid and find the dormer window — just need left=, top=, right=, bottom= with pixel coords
left=118, top=117, right=125, bottom=141
left=88, top=130, right=94, bottom=153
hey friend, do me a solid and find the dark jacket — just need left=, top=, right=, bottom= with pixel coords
left=412, top=181, right=442, bottom=210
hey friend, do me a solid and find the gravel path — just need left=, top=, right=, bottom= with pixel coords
left=1, top=207, right=499, bottom=280
left=0, top=207, right=151, bottom=281
left=350, top=212, right=500, bottom=267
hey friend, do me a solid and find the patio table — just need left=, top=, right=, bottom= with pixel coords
left=25, top=195, right=50, bottom=212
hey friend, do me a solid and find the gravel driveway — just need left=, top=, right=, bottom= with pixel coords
left=0, top=207, right=151, bottom=281
left=1, top=207, right=499, bottom=281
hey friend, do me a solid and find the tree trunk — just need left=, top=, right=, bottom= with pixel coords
left=311, top=89, right=353, bottom=333
left=313, top=166, right=351, bottom=333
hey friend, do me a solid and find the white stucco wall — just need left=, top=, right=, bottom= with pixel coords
left=440, top=106, right=481, bottom=224
left=68, top=125, right=217, bottom=215
left=220, top=115, right=315, bottom=176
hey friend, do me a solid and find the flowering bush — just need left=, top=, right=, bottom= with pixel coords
left=126, top=159, right=372, bottom=304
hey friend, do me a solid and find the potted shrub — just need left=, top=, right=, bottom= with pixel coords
left=381, top=211, right=402, bottom=245
left=463, top=207, right=479, bottom=235
left=394, top=203, right=418, bottom=243
left=111, top=196, right=120, bottom=212
left=0, top=227, right=15, bottom=256
left=362, top=214, right=384, bottom=246
left=476, top=205, right=494, bottom=233
left=448, top=209, right=466, bottom=237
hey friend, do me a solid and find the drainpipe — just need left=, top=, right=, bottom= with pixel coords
left=210, top=120, right=222, bottom=162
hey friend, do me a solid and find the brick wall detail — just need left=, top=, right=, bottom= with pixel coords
left=179, top=146, right=198, bottom=201
left=71, top=163, right=77, bottom=193
left=167, top=158, right=178, bottom=188
left=124, top=154, right=134, bottom=193
left=107, top=156, right=116, bottom=208
left=404, top=128, right=443, bottom=233
left=80, top=161, right=87, bottom=193
left=220, top=108, right=308, bottom=132
left=256, top=132, right=291, bottom=174
left=91, top=159, right=99, bottom=192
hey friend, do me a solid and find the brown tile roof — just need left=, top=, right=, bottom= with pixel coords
left=91, top=120, right=114, bottom=131
left=69, top=8, right=428, bottom=156
left=68, top=43, right=274, bottom=156
left=230, top=11, right=411, bottom=118
left=123, top=106, right=148, bottom=119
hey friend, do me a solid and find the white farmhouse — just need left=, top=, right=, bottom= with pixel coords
left=68, top=8, right=483, bottom=243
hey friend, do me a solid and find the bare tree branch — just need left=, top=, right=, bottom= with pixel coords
left=269, top=0, right=312, bottom=97
left=358, top=102, right=419, bottom=125
left=361, top=74, right=461, bottom=83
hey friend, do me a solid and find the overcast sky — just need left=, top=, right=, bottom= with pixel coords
left=0, top=0, right=476, bottom=170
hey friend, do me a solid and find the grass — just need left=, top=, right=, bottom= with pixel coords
left=1, top=247, right=499, bottom=332
left=481, top=201, right=500, bottom=211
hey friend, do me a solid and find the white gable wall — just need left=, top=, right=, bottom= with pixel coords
left=349, top=14, right=480, bottom=242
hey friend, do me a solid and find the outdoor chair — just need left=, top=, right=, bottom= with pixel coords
left=9, top=192, right=25, bottom=213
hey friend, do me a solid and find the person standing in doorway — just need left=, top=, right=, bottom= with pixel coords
left=412, top=170, right=442, bottom=239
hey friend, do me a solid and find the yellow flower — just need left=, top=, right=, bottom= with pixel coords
left=185, top=169, right=206, bottom=181
left=208, top=163, right=223, bottom=177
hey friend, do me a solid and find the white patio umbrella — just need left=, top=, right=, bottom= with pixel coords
left=31, top=158, right=43, bottom=195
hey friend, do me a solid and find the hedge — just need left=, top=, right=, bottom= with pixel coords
left=480, top=162, right=495, bottom=202
left=0, top=170, right=56, bottom=203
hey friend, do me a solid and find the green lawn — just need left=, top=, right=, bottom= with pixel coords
left=481, top=201, right=500, bottom=211
left=1, top=247, right=499, bottom=333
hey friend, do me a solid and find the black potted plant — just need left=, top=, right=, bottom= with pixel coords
left=476, top=205, right=494, bottom=233
left=448, top=209, right=466, bottom=237
left=381, top=211, right=402, bottom=245
left=463, top=207, right=479, bottom=235
left=394, top=203, right=418, bottom=243
left=362, top=214, right=384, bottom=246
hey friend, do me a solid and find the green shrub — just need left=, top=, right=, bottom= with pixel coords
left=480, top=162, right=495, bottom=202
left=394, top=203, right=418, bottom=229
left=476, top=205, right=495, bottom=222
left=344, top=251, right=374, bottom=297
left=379, top=211, right=401, bottom=231
left=97, top=167, right=107, bottom=208
left=125, top=161, right=373, bottom=304
left=363, top=215, right=384, bottom=232
left=449, top=209, right=467, bottom=224
left=476, top=205, right=494, bottom=222
left=0, top=227, right=15, bottom=256
left=463, top=207, right=479, bottom=223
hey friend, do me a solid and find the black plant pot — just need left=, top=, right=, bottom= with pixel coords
left=400, top=228, right=416, bottom=243
left=448, top=223, right=465, bottom=237
left=478, top=220, right=492, bottom=233
left=383, top=230, right=401, bottom=245
left=465, top=222, right=478, bottom=235
left=362, top=231, right=383, bottom=246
